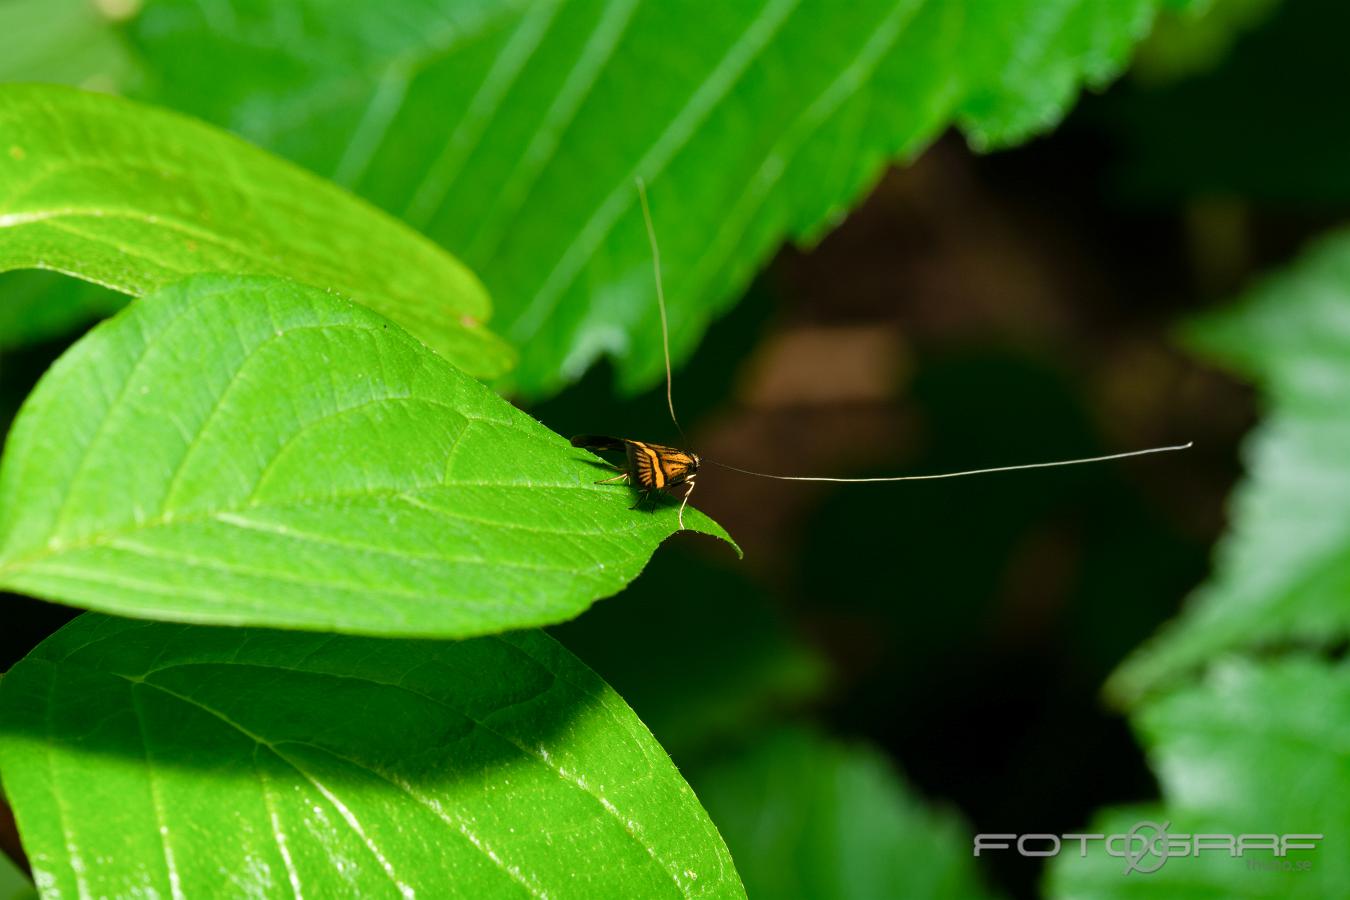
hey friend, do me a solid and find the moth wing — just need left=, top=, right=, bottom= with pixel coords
left=570, top=434, right=627, bottom=452
left=625, top=442, right=663, bottom=489
left=657, top=450, right=695, bottom=485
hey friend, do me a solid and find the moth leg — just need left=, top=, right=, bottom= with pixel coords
left=630, top=490, right=652, bottom=511
left=676, top=477, right=695, bottom=531
left=595, top=472, right=630, bottom=485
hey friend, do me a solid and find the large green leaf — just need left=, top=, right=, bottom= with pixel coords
left=1110, top=231, right=1350, bottom=701
left=691, top=729, right=996, bottom=900
left=0, top=614, right=745, bottom=898
left=0, top=84, right=512, bottom=378
left=130, top=0, right=1168, bottom=397
left=0, top=274, right=731, bottom=636
left=1048, top=658, right=1345, bottom=898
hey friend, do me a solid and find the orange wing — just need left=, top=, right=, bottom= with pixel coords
left=628, top=441, right=697, bottom=488
left=625, top=441, right=666, bottom=489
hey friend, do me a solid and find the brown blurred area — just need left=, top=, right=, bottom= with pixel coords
left=693, top=134, right=1250, bottom=571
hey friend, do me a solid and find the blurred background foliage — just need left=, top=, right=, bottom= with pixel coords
left=4, top=0, right=1350, bottom=897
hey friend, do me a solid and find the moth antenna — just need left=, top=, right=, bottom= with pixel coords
left=707, top=442, right=1193, bottom=482
left=636, top=176, right=686, bottom=442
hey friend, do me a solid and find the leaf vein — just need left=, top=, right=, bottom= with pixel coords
left=508, top=0, right=802, bottom=342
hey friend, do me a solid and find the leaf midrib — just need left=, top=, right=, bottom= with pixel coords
left=19, top=316, right=527, bottom=566
left=0, top=482, right=647, bottom=575
left=506, top=0, right=803, bottom=343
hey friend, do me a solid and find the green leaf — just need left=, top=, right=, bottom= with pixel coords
left=1048, top=657, right=1346, bottom=898
left=0, top=274, right=733, bottom=636
left=0, top=614, right=745, bottom=898
left=691, top=729, right=997, bottom=900
left=1110, top=231, right=1350, bottom=701
left=0, top=83, right=513, bottom=378
left=130, top=0, right=1169, bottom=397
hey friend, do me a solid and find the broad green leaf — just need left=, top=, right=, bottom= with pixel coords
left=0, top=84, right=513, bottom=378
left=1110, top=231, right=1350, bottom=701
left=0, top=0, right=137, bottom=90
left=691, top=729, right=997, bottom=900
left=1048, top=658, right=1346, bottom=898
left=0, top=614, right=745, bottom=899
left=0, top=274, right=732, bottom=636
left=130, top=0, right=1169, bottom=397
left=553, top=545, right=827, bottom=757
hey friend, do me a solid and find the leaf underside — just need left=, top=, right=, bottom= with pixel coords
left=0, top=84, right=513, bottom=378
left=130, top=0, right=1166, bottom=398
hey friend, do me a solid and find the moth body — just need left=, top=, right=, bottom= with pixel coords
left=570, top=435, right=699, bottom=492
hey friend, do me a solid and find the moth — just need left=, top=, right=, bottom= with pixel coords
left=570, top=435, right=699, bottom=506
left=572, top=179, right=1191, bottom=531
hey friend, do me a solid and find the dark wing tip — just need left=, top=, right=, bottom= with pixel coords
left=571, top=434, right=626, bottom=451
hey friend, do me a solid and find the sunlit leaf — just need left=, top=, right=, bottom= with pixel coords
left=131, top=0, right=1168, bottom=397
left=0, top=274, right=732, bottom=636
left=0, top=614, right=745, bottom=899
left=0, top=84, right=512, bottom=378
left=1111, top=231, right=1350, bottom=700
